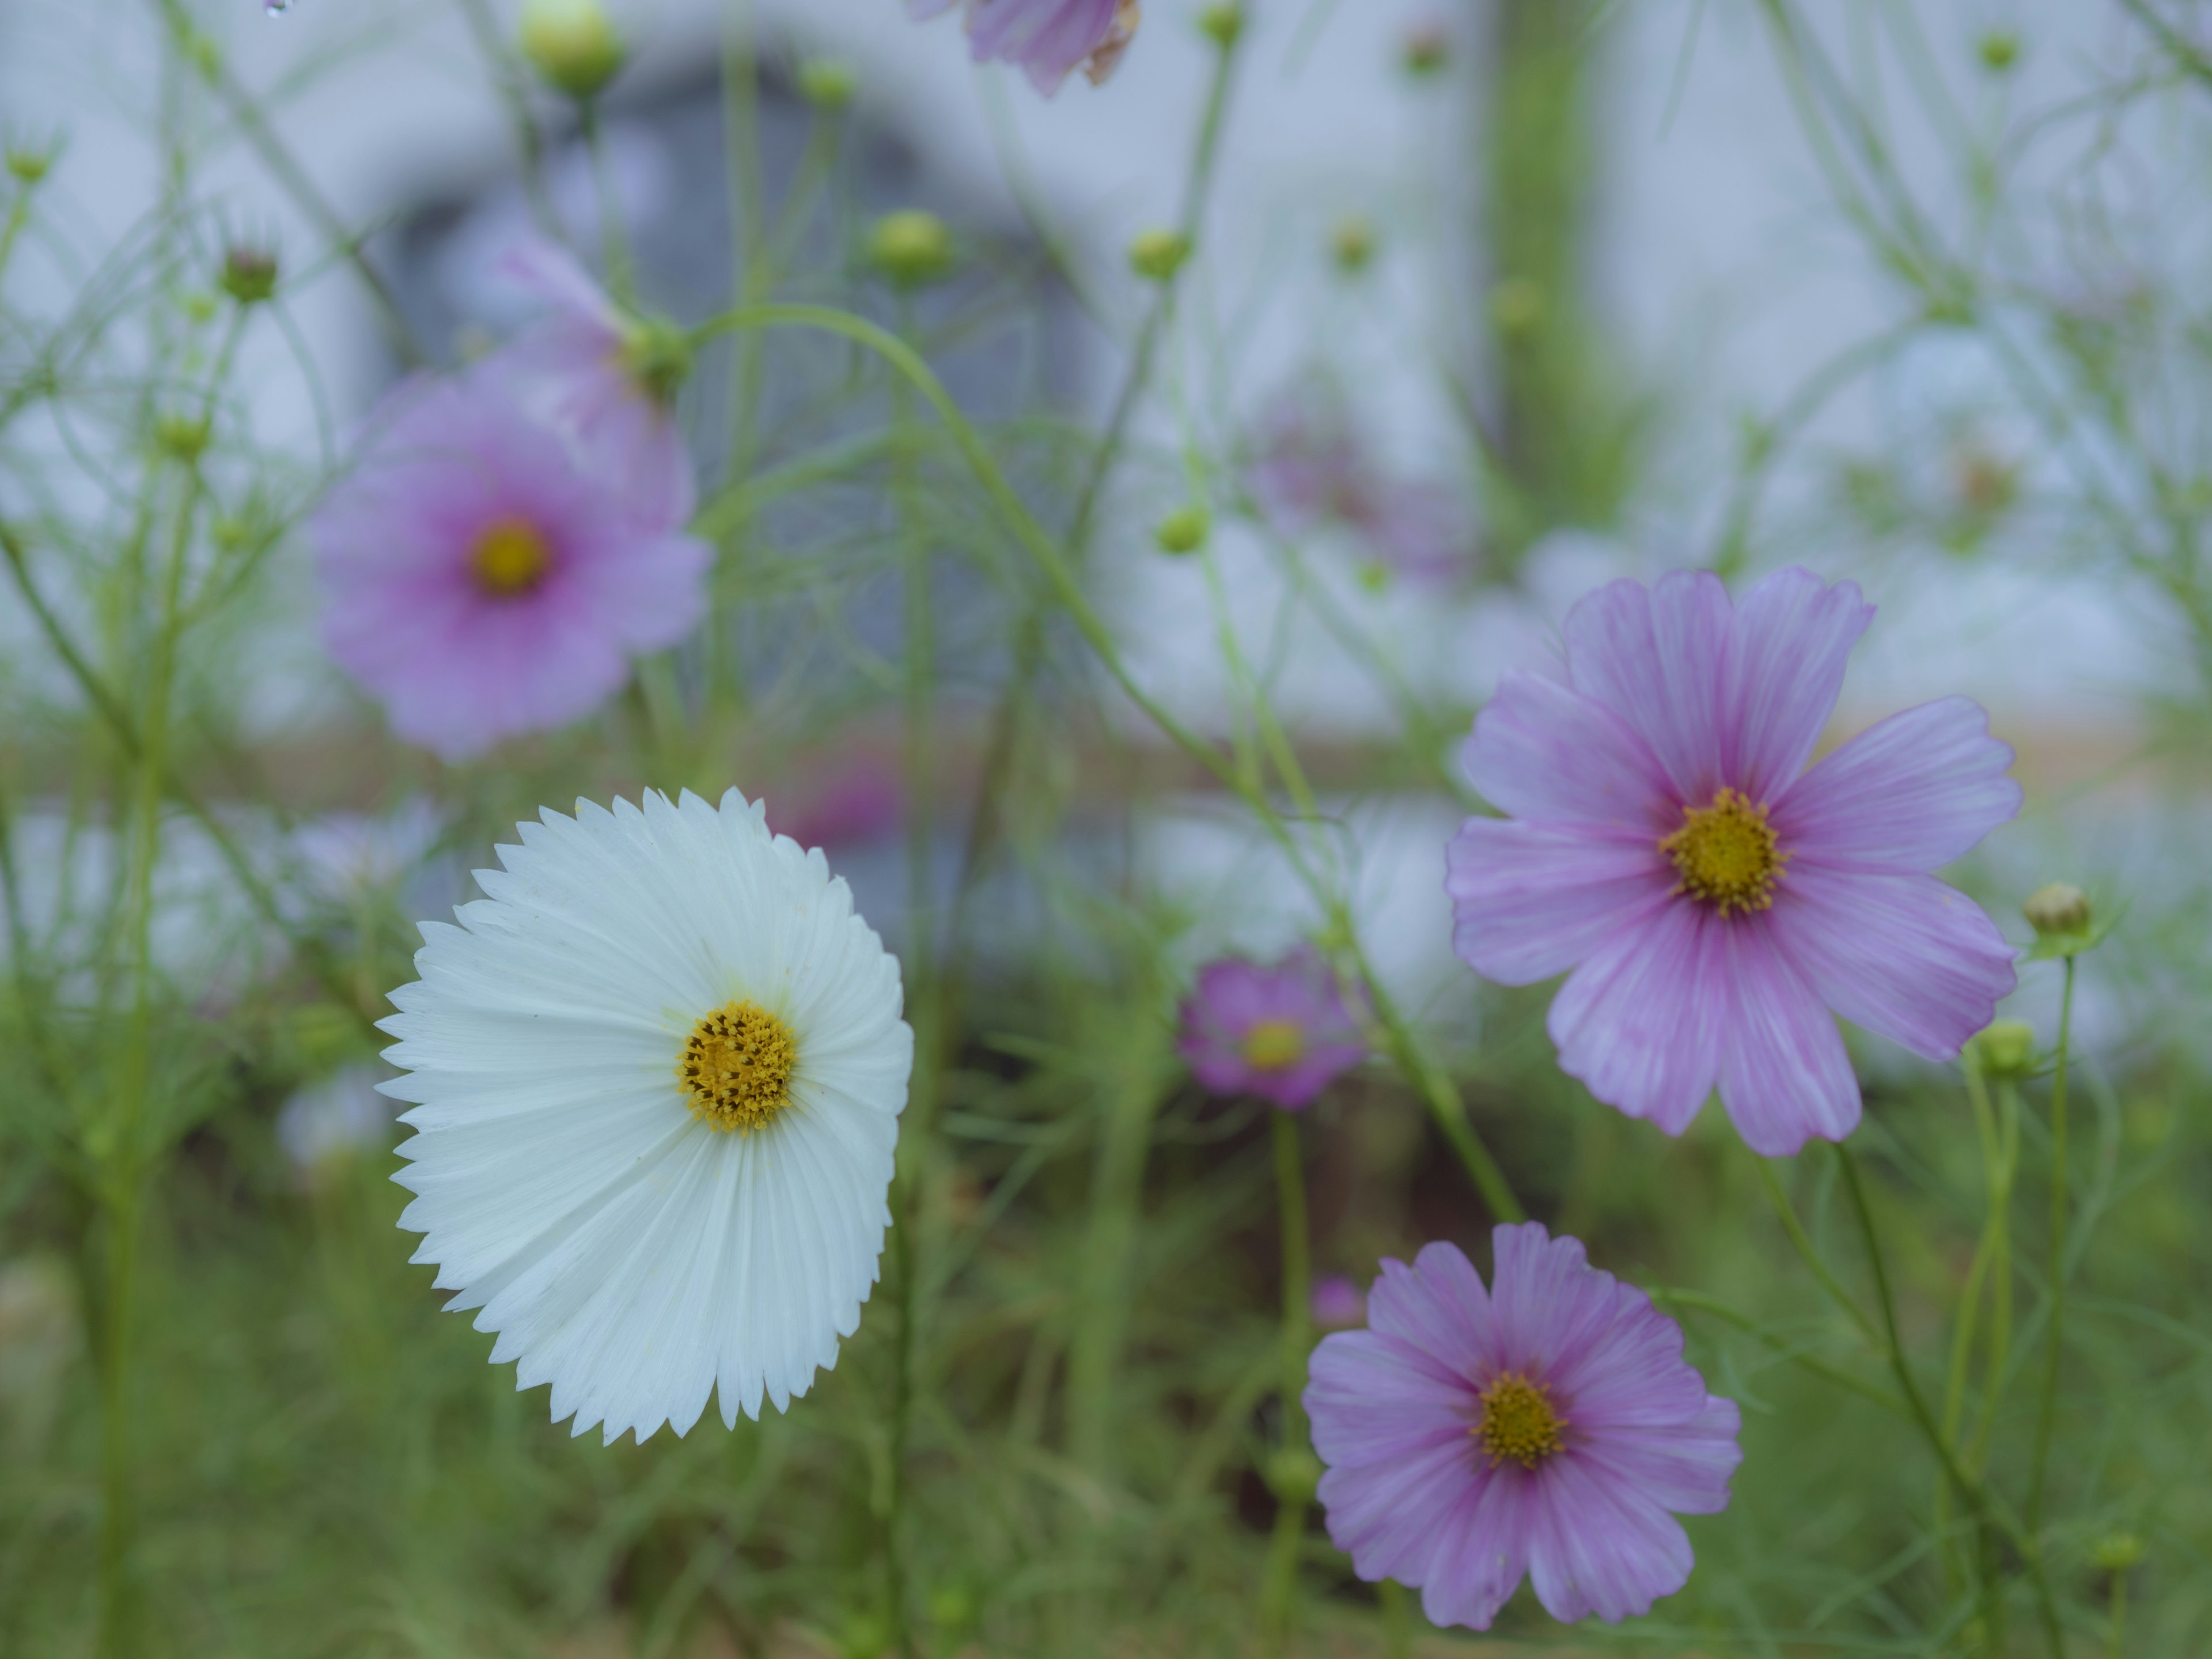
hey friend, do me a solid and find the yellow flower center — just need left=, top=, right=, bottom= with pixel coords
left=1660, top=787, right=1786, bottom=917
left=470, top=517, right=552, bottom=597
left=1241, top=1018, right=1306, bottom=1073
left=1473, top=1372, right=1567, bottom=1469
left=676, top=1000, right=798, bottom=1132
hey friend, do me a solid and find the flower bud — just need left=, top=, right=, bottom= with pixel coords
left=1264, top=1446, right=1323, bottom=1506
left=619, top=316, right=692, bottom=406
left=1330, top=217, right=1376, bottom=275
left=5, top=140, right=58, bottom=185
left=2092, top=1531, right=2145, bottom=1573
left=154, top=413, right=211, bottom=464
left=1403, top=21, right=1450, bottom=78
left=519, top=0, right=626, bottom=101
left=868, top=210, right=955, bottom=288
left=1971, top=1020, right=2035, bottom=1081
left=1490, top=276, right=1546, bottom=336
left=797, top=56, right=858, bottom=111
left=1153, top=506, right=1210, bottom=555
left=2022, top=882, right=2090, bottom=939
left=1198, top=3, right=1245, bottom=48
left=1978, top=31, right=2021, bottom=73
left=220, top=244, right=279, bottom=306
left=1128, top=227, right=1192, bottom=282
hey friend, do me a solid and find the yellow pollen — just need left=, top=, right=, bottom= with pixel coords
left=677, top=1000, right=798, bottom=1132
left=1473, top=1372, right=1567, bottom=1469
left=469, top=517, right=552, bottom=597
left=1660, top=787, right=1787, bottom=916
left=1241, top=1019, right=1306, bottom=1073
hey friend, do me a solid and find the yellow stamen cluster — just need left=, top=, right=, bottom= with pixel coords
left=470, top=517, right=552, bottom=597
left=1241, top=1018, right=1306, bottom=1073
left=1660, top=787, right=1786, bottom=916
left=677, top=1000, right=798, bottom=1132
left=1474, top=1372, right=1567, bottom=1469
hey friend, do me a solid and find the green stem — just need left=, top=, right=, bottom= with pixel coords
left=2028, top=956, right=2078, bottom=1533
left=1756, top=1155, right=1880, bottom=1344
left=577, top=100, right=635, bottom=305
left=1646, top=1286, right=1907, bottom=1417
left=1380, top=1578, right=1413, bottom=1659
left=1260, top=1112, right=1313, bottom=1652
left=1835, top=1145, right=2067, bottom=1659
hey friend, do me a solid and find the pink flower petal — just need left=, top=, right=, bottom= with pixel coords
left=1447, top=820, right=1675, bottom=987
left=1416, top=1468, right=1535, bottom=1631
left=1722, top=568, right=1872, bottom=803
left=1547, top=900, right=1725, bottom=1136
left=1308, top=1328, right=1475, bottom=1470
left=1767, top=865, right=2016, bottom=1062
left=1316, top=1436, right=1495, bottom=1593
left=1773, top=696, right=2022, bottom=872
left=1525, top=1456, right=1695, bottom=1623
left=1461, top=670, right=1675, bottom=832
left=1573, top=1395, right=1743, bottom=1517
left=1364, top=1245, right=1494, bottom=1380
left=1715, top=919, right=1861, bottom=1154
left=1563, top=570, right=1733, bottom=805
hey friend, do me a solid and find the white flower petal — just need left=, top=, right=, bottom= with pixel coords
left=385, top=787, right=911, bottom=1439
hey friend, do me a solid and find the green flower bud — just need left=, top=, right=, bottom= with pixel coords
left=868, top=210, right=955, bottom=288
left=2022, top=882, right=2090, bottom=939
left=836, top=1611, right=891, bottom=1659
left=1264, top=1446, right=1323, bottom=1506
left=1971, top=1020, right=2036, bottom=1081
left=1355, top=559, right=1392, bottom=594
left=1403, top=22, right=1450, bottom=78
left=1153, top=506, right=1210, bottom=555
left=797, top=56, right=858, bottom=111
left=5, top=140, right=57, bottom=185
left=1978, top=31, right=2021, bottom=73
left=2092, top=1531, right=2146, bottom=1573
left=1128, top=227, right=1192, bottom=282
left=925, top=1582, right=978, bottom=1633
left=618, top=316, right=691, bottom=406
left=154, top=413, right=211, bottom=464
left=1490, top=276, right=1546, bottom=336
left=181, top=292, right=221, bottom=327
left=1330, top=217, right=1376, bottom=275
left=220, top=244, right=279, bottom=306
left=519, top=0, right=626, bottom=101
left=1198, top=3, right=1245, bottom=48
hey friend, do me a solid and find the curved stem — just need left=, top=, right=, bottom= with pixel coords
left=1835, top=1145, right=2067, bottom=1659
left=1260, top=1112, right=1313, bottom=1652
left=2028, top=955, right=2078, bottom=1533
left=1756, top=1156, right=1880, bottom=1344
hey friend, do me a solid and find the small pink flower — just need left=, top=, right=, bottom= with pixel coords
left=907, top=0, right=1141, bottom=96
left=313, top=373, right=710, bottom=761
left=486, top=238, right=696, bottom=532
left=1305, top=1224, right=1741, bottom=1631
left=1447, top=568, right=2019, bottom=1155
left=1248, top=389, right=1474, bottom=587
left=1177, top=946, right=1367, bottom=1111
left=1310, top=1274, right=1366, bottom=1330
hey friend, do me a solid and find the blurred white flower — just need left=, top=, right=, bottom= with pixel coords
left=378, top=789, right=912, bottom=1442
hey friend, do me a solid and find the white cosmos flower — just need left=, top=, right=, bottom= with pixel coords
left=378, top=788, right=912, bottom=1443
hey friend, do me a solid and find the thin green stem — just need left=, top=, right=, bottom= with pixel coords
left=1647, top=1286, right=1907, bottom=1417
left=1380, top=1578, right=1412, bottom=1659
left=453, top=0, right=558, bottom=232
left=2028, top=956, right=2078, bottom=1533
left=1260, top=1112, right=1313, bottom=1652
left=1757, top=1156, right=1880, bottom=1344
left=1835, top=1145, right=2067, bottom=1659
left=577, top=100, right=635, bottom=305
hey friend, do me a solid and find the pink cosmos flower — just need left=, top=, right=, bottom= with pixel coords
left=1305, top=1224, right=1741, bottom=1630
left=906, top=0, right=1142, bottom=96
left=1177, top=945, right=1368, bottom=1111
left=1310, top=1273, right=1367, bottom=1330
left=313, top=373, right=710, bottom=762
left=486, top=238, right=695, bottom=531
left=1446, top=568, right=2019, bottom=1156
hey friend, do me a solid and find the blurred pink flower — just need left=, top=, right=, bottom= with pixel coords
left=907, top=0, right=1141, bottom=96
left=488, top=238, right=696, bottom=531
left=1306, top=1225, right=1741, bottom=1630
left=1446, top=568, right=2020, bottom=1154
left=1177, top=945, right=1367, bottom=1111
left=1248, top=389, right=1475, bottom=586
left=769, top=756, right=906, bottom=850
left=1310, top=1273, right=1366, bottom=1330
left=313, top=373, right=710, bottom=761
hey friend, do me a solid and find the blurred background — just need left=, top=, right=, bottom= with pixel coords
left=3, top=0, right=2210, bottom=1653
